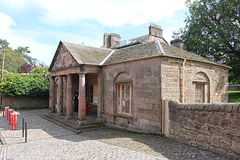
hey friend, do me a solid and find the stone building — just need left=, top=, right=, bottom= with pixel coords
left=49, top=24, right=230, bottom=134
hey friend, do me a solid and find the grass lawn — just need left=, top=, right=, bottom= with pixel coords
left=228, top=91, right=240, bottom=103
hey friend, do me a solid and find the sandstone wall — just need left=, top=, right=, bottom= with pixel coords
left=103, top=57, right=162, bottom=134
left=161, top=57, right=229, bottom=103
left=168, top=100, right=240, bottom=159
left=2, top=95, right=49, bottom=109
left=52, top=43, right=78, bottom=71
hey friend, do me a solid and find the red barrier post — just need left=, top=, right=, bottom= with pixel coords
left=12, top=113, right=17, bottom=130
left=9, top=109, right=13, bottom=124
left=5, top=107, right=9, bottom=120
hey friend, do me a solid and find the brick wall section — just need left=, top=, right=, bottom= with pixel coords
left=103, top=57, right=162, bottom=134
left=2, top=95, right=49, bottom=109
left=168, top=100, right=240, bottom=159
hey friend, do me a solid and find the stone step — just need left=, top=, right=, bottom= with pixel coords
left=40, top=114, right=104, bottom=134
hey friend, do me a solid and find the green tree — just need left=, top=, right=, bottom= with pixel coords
left=181, top=0, right=240, bottom=83
left=15, top=46, right=37, bottom=66
left=0, top=39, right=37, bottom=73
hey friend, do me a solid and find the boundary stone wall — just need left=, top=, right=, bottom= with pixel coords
left=229, top=84, right=240, bottom=91
left=168, top=100, right=240, bottom=159
left=2, top=95, right=49, bottom=109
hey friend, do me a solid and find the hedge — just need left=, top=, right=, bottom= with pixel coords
left=0, top=68, right=49, bottom=97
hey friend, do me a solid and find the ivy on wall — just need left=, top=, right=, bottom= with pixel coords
left=0, top=68, right=49, bottom=97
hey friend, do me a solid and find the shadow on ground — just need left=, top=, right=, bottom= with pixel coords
left=0, top=109, right=231, bottom=160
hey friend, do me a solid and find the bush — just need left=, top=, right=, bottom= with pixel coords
left=0, top=68, right=49, bottom=97
left=228, top=91, right=240, bottom=103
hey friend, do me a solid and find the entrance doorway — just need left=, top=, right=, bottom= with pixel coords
left=86, top=74, right=99, bottom=116
left=71, top=73, right=99, bottom=119
left=74, top=86, right=79, bottom=112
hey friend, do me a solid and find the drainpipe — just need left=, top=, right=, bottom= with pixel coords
left=182, top=59, right=186, bottom=103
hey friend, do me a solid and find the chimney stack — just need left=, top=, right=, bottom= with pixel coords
left=149, top=23, right=163, bottom=37
left=102, top=33, right=121, bottom=48
left=170, top=33, right=184, bottom=50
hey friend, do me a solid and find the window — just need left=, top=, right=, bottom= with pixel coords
left=195, top=83, right=205, bottom=103
left=193, top=72, right=210, bottom=103
left=117, top=83, right=132, bottom=115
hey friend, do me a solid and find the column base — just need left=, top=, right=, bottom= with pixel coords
left=64, top=115, right=73, bottom=120
left=96, top=117, right=102, bottom=122
left=76, top=120, right=86, bottom=125
left=57, top=112, right=64, bottom=116
left=49, top=109, right=56, bottom=113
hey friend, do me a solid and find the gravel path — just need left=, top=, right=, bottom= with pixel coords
left=0, top=109, right=231, bottom=160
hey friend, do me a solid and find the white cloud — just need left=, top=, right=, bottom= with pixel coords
left=0, top=0, right=187, bottom=66
left=0, top=29, right=104, bottom=65
left=0, top=12, right=16, bottom=33
left=0, top=0, right=33, bottom=10
left=36, top=0, right=186, bottom=26
left=0, top=32, right=56, bottom=65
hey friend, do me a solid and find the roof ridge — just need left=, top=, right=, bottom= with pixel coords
left=155, top=40, right=164, bottom=54
left=61, top=40, right=113, bottom=51
left=116, top=40, right=156, bottom=51
left=100, top=50, right=115, bottom=65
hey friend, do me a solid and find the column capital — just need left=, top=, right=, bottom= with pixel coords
left=79, top=72, right=87, bottom=75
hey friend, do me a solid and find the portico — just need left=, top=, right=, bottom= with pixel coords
left=49, top=66, right=102, bottom=121
left=48, top=41, right=109, bottom=121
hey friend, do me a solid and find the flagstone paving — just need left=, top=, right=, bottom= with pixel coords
left=0, top=109, right=231, bottom=160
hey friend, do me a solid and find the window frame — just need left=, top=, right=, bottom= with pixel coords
left=116, top=82, right=133, bottom=116
left=194, top=83, right=205, bottom=103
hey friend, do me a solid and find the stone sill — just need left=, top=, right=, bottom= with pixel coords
left=116, top=113, right=133, bottom=119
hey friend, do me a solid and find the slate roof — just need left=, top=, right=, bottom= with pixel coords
left=104, top=41, right=161, bottom=65
left=112, top=35, right=168, bottom=49
left=50, top=40, right=230, bottom=71
left=159, top=41, right=223, bottom=66
left=63, top=41, right=113, bottom=65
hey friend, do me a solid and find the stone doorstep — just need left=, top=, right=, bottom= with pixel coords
left=40, top=114, right=104, bottom=134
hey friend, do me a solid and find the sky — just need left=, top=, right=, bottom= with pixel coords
left=0, top=0, right=188, bottom=66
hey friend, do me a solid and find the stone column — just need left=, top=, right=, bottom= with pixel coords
left=66, top=74, right=73, bottom=117
left=78, top=73, right=86, bottom=120
left=62, top=76, right=67, bottom=115
left=49, top=76, right=55, bottom=112
left=57, top=75, right=63, bottom=115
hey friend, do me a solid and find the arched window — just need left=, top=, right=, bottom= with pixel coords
left=115, top=72, right=133, bottom=115
left=193, top=72, right=210, bottom=103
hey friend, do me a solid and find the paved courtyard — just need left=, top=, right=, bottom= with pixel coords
left=0, top=109, right=231, bottom=160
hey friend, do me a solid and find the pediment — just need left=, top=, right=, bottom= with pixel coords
left=50, top=42, right=80, bottom=71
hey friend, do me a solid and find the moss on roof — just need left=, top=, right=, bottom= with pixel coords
left=160, top=41, right=229, bottom=68
left=63, top=41, right=113, bottom=65
left=50, top=40, right=230, bottom=70
left=104, top=41, right=160, bottom=65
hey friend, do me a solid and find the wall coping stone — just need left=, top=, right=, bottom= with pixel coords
left=169, top=100, right=240, bottom=113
